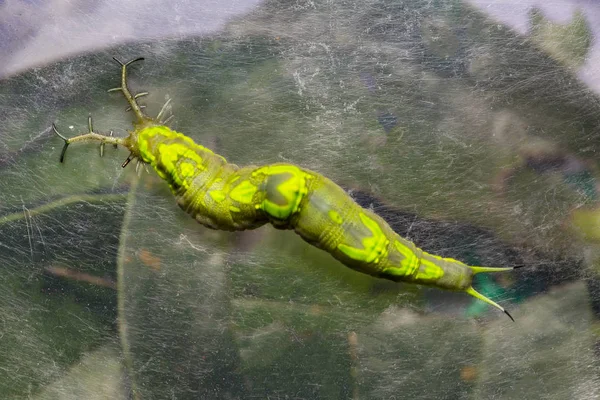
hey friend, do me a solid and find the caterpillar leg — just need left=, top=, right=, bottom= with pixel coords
left=52, top=116, right=124, bottom=163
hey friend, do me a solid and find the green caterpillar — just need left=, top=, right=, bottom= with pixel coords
left=53, top=58, right=517, bottom=320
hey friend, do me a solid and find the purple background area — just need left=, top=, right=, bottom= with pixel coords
left=468, top=0, right=600, bottom=93
left=0, top=0, right=263, bottom=77
left=0, top=0, right=598, bottom=90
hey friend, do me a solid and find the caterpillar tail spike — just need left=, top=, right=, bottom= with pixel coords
left=465, top=286, right=514, bottom=322
left=467, top=264, right=522, bottom=322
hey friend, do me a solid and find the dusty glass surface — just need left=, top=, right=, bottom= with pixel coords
left=1, top=0, right=600, bottom=398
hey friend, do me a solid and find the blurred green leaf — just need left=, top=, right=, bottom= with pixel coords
left=34, top=343, right=127, bottom=400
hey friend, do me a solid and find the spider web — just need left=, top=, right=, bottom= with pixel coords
left=1, top=0, right=599, bottom=398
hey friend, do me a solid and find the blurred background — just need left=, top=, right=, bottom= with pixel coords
left=1, top=0, right=600, bottom=398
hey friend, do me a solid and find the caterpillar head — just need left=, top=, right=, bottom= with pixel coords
left=52, top=57, right=174, bottom=168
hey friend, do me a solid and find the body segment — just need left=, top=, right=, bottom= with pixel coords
left=135, top=124, right=484, bottom=295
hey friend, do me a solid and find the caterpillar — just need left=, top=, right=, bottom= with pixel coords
left=53, top=57, right=518, bottom=321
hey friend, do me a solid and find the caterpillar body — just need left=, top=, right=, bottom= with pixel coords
left=53, top=58, right=517, bottom=320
